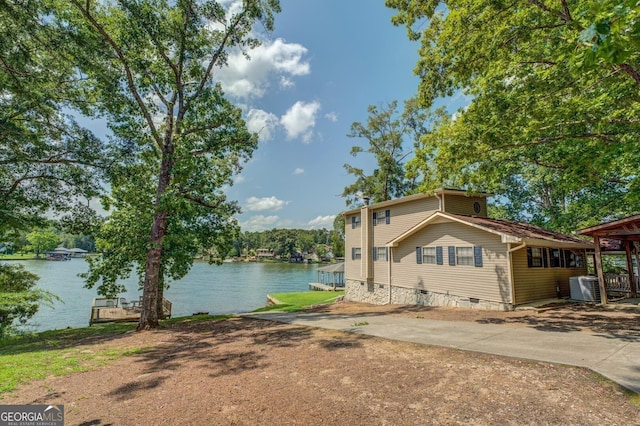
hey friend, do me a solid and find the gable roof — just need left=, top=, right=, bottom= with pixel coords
left=387, top=212, right=593, bottom=249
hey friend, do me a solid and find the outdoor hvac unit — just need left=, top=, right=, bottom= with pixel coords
left=569, top=276, right=600, bottom=302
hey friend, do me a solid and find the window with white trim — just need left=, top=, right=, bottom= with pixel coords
left=373, top=209, right=390, bottom=225
left=423, top=247, right=437, bottom=264
left=373, top=246, right=388, bottom=261
left=456, top=247, right=474, bottom=266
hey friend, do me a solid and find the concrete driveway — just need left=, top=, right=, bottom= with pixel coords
left=246, top=310, right=640, bottom=394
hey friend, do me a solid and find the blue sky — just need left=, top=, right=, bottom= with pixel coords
left=218, top=0, right=426, bottom=231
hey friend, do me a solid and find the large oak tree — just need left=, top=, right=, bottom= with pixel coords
left=389, top=0, right=640, bottom=231
left=48, top=0, right=280, bottom=329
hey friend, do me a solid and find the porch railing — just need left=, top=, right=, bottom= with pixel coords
left=604, top=273, right=639, bottom=294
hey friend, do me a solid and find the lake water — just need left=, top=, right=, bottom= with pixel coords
left=5, top=259, right=318, bottom=332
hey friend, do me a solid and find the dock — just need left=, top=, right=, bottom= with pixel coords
left=308, top=282, right=344, bottom=291
left=89, top=297, right=172, bottom=325
left=308, top=262, right=345, bottom=291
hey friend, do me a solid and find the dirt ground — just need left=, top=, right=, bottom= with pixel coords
left=2, top=301, right=640, bottom=425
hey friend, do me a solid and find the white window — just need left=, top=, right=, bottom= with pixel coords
left=456, top=247, right=474, bottom=266
left=374, top=247, right=388, bottom=261
left=423, top=247, right=437, bottom=264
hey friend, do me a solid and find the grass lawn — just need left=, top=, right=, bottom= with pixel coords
left=253, top=291, right=344, bottom=313
left=0, top=253, right=38, bottom=260
left=0, top=314, right=228, bottom=395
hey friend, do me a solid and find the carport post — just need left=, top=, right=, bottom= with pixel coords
left=593, top=235, right=607, bottom=305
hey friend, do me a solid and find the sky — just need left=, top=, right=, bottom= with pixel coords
left=80, top=1, right=461, bottom=232
left=216, top=0, right=427, bottom=231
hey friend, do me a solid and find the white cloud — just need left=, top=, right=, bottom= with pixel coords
left=239, top=215, right=280, bottom=232
left=293, top=168, right=304, bottom=175
left=218, top=38, right=310, bottom=99
left=246, top=109, right=279, bottom=141
left=280, top=76, right=294, bottom=88
left=307, top=215, right=336, bottom=229
left=280, top=100, right=321, bottom=142
left=233, top=175, right=246, bottom=184
left=325, top=112, right=338, bottom=122
left=245, top=196, right=288, bottom=212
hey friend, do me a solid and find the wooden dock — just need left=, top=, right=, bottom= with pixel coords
left=308, top=282, right=344, bottom=291
left=89, top=297, right=172, bottom=325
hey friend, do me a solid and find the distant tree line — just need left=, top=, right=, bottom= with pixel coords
left=230, top=224, right=344, bottom=260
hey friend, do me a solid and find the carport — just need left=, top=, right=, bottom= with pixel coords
left=578, top=215, right=640, bottom=304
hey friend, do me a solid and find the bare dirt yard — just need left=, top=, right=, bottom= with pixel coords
left=2, top=302, right=639, bottom=425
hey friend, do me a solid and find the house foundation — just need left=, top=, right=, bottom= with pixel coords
left=345, top=279, right=512, bottom=311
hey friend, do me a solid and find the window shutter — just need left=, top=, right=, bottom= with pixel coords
left=351, top=217, right=356, bottom=229
left=559, top=249, right=565, bottom=268
left=436, top=246, right=443, bottom=265
left=527, top=247, right=533, bottom=267
left=474, top=246, right=483, bottom=267
left=351, top=247, right=356, bottom=260
left=385, top=247, right=389, bottom=261
left=416, top=247, right=422, bottom=264
left=385, top=209, right=390, bottom=224
left=448, top=246, right=456, bottom=266
left=542, top=248, right=549, bottom=268
left=373, top=247, right=378, bottom=261
left=372, top=212, right=377, bottom=226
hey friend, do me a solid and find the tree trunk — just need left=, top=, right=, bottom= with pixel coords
left=138, top=144, right=173, bottom=330
left=157, top=267, right=165, bottom=319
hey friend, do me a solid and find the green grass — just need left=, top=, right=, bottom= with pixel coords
left=252, top=291, right=344, bottom=313
left=0, top=314, right=230, bottom=395
left=0, top=253, right=38, bottom=260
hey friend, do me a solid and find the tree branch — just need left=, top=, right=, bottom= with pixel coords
left=181, top=194, right=223, bottom=210
left=69, top=0, right=164, bottom=149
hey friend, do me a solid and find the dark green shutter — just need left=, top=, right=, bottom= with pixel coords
left=436, top=246, right=443, bottom=265
left=448, top=246, right=456, bottom=266
left=385, top=209, right=390, bottom=224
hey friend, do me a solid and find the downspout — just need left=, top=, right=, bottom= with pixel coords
left=507, top=242, right=526, bottom=307
left=388, top=247, right=392, bottom=304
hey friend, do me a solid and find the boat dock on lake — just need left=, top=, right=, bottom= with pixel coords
left=308, top=262, right=344, bottom=291
left=89, top=297, right=172, bottom=325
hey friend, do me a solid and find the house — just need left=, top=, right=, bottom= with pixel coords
left=256, top=248, right=275, bottom=259
left=343, top=189, right=592, bottom=311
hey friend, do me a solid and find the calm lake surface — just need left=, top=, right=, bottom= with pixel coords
left=6, top=259, right=318, bottom=332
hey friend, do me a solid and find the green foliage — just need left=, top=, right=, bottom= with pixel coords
left=0, top=1, right=107, bottom=233
left=36, top=1, right=281, bottom=327
left=26, top=229, right=59, bottom=258
left=234, top=227, right=338, bottom=259
left=332, top=215, right=345, bottom=257
left=388, top=0, right=640, bottom=231
left=0, top=263, right=59, bottom=337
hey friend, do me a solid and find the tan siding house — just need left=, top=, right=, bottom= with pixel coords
left=343, top=189, right=592, bottom=310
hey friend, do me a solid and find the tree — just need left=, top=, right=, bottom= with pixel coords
left=332, top=215, right=345, bottom=258
left=342, top=101, right=410, bottom=207
left=0, top=263, right=58, bottom=337
left=342, top=99, right=439, bottom=207
left=26, top=229, right=59, bottom=258
left=1, top=1, right=107, bottom=232
left=47, top=0, right=280, bottom=329
left=387, top=0, right=640, bottom=231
